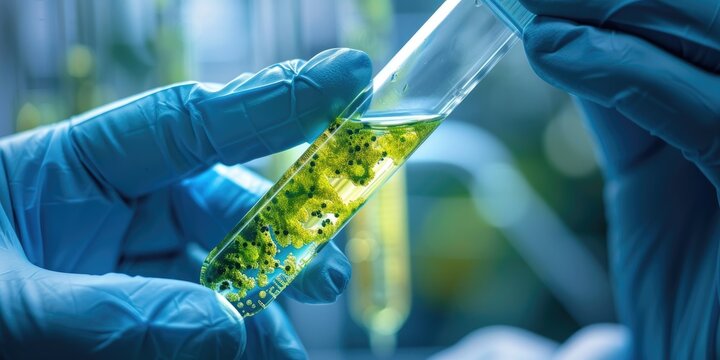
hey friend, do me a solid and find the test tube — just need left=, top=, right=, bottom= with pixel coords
left=200, top=0, right=535, bottom=317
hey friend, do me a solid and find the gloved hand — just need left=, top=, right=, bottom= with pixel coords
left=519, top=0, right=720, bottom=357
left=0, top=48, right=372, bottom=359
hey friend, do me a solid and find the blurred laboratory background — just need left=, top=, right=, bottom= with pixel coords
left=0, top=0, right=613, bottom=358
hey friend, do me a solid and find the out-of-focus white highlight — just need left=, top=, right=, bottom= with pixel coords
left=544, top=104, right=599, bottom=177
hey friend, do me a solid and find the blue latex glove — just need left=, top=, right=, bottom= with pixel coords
left=519, top=0, right=720, bottom=357
left=0, top=48, right=371, bottom=359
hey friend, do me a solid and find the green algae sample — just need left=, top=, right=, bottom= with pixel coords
left=200, top=114, right=443, bottom=317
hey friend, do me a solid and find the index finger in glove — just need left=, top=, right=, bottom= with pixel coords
left=68, top=48, right=372, bottom=198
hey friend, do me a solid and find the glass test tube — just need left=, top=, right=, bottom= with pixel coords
left=200, top=0, right=535, bottom=317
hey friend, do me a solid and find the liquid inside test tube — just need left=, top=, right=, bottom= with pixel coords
left=200, top=113, right=443, bottom=316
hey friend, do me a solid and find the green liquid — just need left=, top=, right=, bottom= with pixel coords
left=200, top=113, right=443, bottom=317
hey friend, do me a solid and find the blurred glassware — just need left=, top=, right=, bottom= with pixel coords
left=347, top=168, right=412, bottom=357
left=338, top=1, right=413, bottom=356
left=0, top=0, right=187, bottom=134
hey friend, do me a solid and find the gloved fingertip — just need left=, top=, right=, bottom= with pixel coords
left=328, top=256, right=351, bottom=294
left=285, top=242, right=351, bottom=303
left=295, top=48, right=373, bottom=142
left=303, top=48, right=373, bottom=89
left=315, top=242, right=351, bottom=300
left=521, top=17, right=606, bottom=99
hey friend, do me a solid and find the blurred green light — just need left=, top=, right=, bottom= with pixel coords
left=67, top=45, right=94, bottom=78
left=543, top=105, right=598, bottom=177
left=16, top=103, right=41, bottom=131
